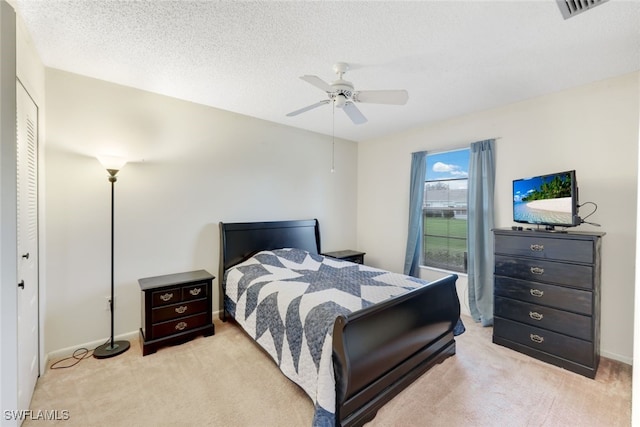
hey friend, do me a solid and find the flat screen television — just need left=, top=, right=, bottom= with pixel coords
left=513, top=170, right=580, bottom=228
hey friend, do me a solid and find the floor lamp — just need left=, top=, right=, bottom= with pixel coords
left=94, top=155, right=130, bottom=359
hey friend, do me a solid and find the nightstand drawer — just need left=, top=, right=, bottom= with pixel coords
left=151, top=299, right=208, bottom=323
left=495, top=255, right=593, bottom=289
left=152, top=287, right=181, bottom=306
left=494, top=317, right=594, bottom=367
left=183, top=282, right=207, bottom=301
left=495, top=296, right=592, bottom=340
left=494, top=276, right=592, bottom=314
left=151, top=313, right=209, bottom=339
left=495, top=234, right=593, bottom=263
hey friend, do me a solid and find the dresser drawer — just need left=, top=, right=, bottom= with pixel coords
left=495, top=234, right=593, bottom=263
left=183, top=282, right=207, bottom=301
left=151, top=299, right=208, bottom=323
left=495, top=255, right=593, bottom=290
left=495, top=296, right=592, bottom=340
left=151, top=313, right=209, bottom=339
left=152, top=287, right=181, bottom=306
left=494, top=317, right=594, bottom=367
left=495, top=276, right=592, bottom=314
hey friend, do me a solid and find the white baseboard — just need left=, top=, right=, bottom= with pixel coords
left=601, top=350, right=632, bottom=365
left=46, top=330, right=139, bottom=364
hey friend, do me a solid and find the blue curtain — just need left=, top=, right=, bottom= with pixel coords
left=467, top=139, right=496, bottom=326
left=404, top=151, right=427, bottom=277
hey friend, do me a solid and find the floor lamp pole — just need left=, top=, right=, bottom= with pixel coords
left=94, top=165, right=130, bottom=359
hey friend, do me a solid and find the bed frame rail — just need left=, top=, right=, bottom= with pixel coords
left=332, top=274, right=460, bottom=427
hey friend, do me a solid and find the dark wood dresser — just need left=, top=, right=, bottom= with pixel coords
left=492, top=228, right=604, bottom=378
left=139, top=270, right=215, bottom=356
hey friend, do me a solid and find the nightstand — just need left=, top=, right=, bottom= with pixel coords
left=322, top=250, right=366, bottom=264
left=139, top=270, right=215, bottom=356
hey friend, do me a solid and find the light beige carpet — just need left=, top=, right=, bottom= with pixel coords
left=26, top=315, right=631, bottom=426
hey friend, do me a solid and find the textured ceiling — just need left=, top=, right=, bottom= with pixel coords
left=11, top=0, right=640, bottom=142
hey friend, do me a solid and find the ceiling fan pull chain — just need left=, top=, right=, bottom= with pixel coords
left=331, top=100, right=335, bottom=173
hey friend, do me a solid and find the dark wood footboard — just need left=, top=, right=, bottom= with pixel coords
left=332, top=274, right=460, bottom=427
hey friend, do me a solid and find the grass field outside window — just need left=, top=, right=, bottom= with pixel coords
left=423, top=215, right=467, bottom=272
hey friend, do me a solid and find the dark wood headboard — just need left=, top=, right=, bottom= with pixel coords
left=218, top=219, right=321, bottom=300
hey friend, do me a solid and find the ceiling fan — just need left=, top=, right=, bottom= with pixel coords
left=286, top=62, right=409, bottom=125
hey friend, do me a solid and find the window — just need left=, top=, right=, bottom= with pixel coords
left=423, top=149, right=469, bottom=273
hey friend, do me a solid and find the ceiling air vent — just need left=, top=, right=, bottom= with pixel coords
left=557, top=0, right=609, bottom=19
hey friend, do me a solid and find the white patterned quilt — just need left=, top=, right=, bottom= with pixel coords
left=223, top=248, right=443, bottom=426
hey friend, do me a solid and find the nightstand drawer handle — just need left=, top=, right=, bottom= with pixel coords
left=175, top=321, right=188, bottom=331
left=530, top=334, right=544, bottom=344
left=529, top=311, right=544, bottom=321
left=530, top=266, right=544, bottom=275
left=530, top=289, right=544, bottom=297
left=189, top=288, right=202, bottom=296
left=175, top=306, right=188, bottom=314
left=530, top=244, right=544, bottom=251
left=160, top=293, right=174, bottom=302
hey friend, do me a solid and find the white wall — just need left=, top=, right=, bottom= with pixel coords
left=632, top=70, right=640, bottom=427
left=0, top=0, right=17, bottom=419
left=44, top=69, right=358, bottom=354
left=357, top=72, right=639, bottom=364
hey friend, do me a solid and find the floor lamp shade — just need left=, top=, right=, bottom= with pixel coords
left=94, top=156, right=130, bottom=359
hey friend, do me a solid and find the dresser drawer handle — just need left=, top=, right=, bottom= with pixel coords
left=189, top=288, right=202, bottom=296
left=175, top=321, right=188, bottom=331
left=160, top=292, right=174, bottom=302
left=529, top=311, right=544, bottom=321
left=175, top=306, right=188, bottom=314
left=530, top=244, right=544, bottom=251
left=530, top=289, right=544, bottom=297
left=530, top=266, right=544, bottom=275
left=530, top=334, right=544, bottom=344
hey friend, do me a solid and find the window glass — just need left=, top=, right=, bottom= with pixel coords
left=423, top=149, right=469, bottom=272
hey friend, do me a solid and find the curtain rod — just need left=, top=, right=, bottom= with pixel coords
left=412, top=137, right=501, bottom=155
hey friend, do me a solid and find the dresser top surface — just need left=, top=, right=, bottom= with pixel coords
left=138, top=269, right=214, bottom=290
left=493, top=228, right=605, bottom=240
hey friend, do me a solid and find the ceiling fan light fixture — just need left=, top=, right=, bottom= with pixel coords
left=286, top=62, right=408, bottom=125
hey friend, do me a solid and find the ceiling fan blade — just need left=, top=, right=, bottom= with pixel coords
left=300, top=75, right=333, bottom=93
left=286, top=99, right=330, bottom=117
left=343, top=102, right=367, bottom=125
left=354, top=90, right=409, bottom=105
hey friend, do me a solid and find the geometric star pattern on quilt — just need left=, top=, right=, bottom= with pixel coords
left=234, top=263, right=272, bottom=302
left=283, top=263, right=375, bottom=297
left=285, top=295, right=304, bottom=372
left=304, top=300, right=351, bottom=370
left=223, top=247, right=455, bottom=427
left=255, top=292, right=286, bottom=364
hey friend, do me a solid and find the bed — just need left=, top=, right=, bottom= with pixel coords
left=218, top=219, right=462, bottom=427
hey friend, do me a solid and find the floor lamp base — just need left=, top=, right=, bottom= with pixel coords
left=93, top=340, right=131, bottom=359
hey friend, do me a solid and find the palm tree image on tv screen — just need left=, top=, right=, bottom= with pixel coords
left=513, top=172, right=574, bottom=225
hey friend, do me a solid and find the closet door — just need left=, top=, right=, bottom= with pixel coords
left=16, top=80, right=39, bottom=413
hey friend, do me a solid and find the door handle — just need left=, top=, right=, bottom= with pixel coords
left=21, top=253, right=29, bottom=259
left=18, top=280, right=25, bottom=289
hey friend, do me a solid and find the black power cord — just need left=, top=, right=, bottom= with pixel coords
left=49, top=339, right=109, bottom=370
left=579, top=201, right=600, bottom=226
